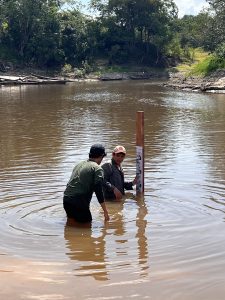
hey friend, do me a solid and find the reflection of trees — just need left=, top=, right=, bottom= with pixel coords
left=64, top=225, right=108, bottom=281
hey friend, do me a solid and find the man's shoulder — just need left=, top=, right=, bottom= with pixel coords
left=102, top=161, right=113, bottom=175
left=78, top=160, right=99, bottom=171
left=102, top=161, right=112, bottom=169
left=102, top=160, right=112, bottom=167
left=80, top=160, right=103, bottom=177
left=88, top=160, right=102, bottom=170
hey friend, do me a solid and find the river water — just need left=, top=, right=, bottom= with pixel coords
left=0, top=80, right=225, bottom=300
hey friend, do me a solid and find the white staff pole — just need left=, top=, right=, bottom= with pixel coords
left=136, top=111, right=144, bottom=195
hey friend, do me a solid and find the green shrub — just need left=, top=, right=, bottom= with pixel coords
left=81, top=60, right=93, bottom=74
left=61, top=63, right=73, bottom=75
left=190, top=54, right=225, bottom=76
left=215, top=43, right=225, bottom=59
left=189, top=44, right=225, bottom=76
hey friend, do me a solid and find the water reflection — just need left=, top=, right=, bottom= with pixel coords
left=64, top=226, right=108, bottom=281
left=135, top=196, right=148, bottom=277
left=64, top=195, right=149, bottom=281
left=1, top=81, right=225, bottom=299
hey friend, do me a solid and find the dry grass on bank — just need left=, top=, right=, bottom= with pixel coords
left=176, top=48, right=210, bottom=75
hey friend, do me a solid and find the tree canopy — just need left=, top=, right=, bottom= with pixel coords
left=90, top=0, right=178, bottom=65
left=0, top=0, right=225, bottom=70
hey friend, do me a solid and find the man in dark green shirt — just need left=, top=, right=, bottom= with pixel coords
left=63, top=144, right=109, bottom=224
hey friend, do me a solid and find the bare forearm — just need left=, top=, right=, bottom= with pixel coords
left=100, top=202, right=109, bottom=221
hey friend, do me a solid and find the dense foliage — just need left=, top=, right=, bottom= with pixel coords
left=0, top=0, right=225, bottom=72
left=89, top=0, right=178, bottom=65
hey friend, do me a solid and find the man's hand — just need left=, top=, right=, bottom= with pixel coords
left=113, top=187, right=123, bottom=200
left=100, top=202, right=110, bottom=222
left=104, top=210, right=110, bottom=221
left=132, top=176, right=137, bottom=186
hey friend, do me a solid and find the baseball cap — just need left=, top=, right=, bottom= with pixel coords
left=89, top=144, right=107, bottom=157
left=113, top=145, right=126, bottom=154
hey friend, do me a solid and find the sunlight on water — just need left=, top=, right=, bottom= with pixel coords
left=0, top=81, right=225, bottom=299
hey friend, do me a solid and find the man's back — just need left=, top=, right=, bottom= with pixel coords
left=64, top=160, right=103, bottom=197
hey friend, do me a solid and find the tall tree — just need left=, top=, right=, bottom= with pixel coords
left=176, top=12, right=211, bottom=49
left=90, top=0, right=178, bottom=65
left=60, top=10, right=90, bottom=65
left=205, top=0, right=225, bottom=50
left=0, top=0, right=63, bottom=65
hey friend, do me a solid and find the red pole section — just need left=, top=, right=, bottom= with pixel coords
left=136, top=111, right=144, bottom=195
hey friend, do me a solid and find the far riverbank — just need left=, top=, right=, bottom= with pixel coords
left=0, top=64, right=169, bottom=86
left=165, top=69, right=225, bottom=93
left=2, top=65, right=225, bottom=93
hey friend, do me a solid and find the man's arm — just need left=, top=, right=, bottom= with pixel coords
left=100, top=201, right=109, bottom=221
left=124, top=176, right=137, bottom=190
left=102, top=163, right=115, bottom=191
left=94, top=181, right=109, bottom=221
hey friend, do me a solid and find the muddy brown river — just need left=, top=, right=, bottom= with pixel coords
left=0, top=80, right=225, bottom=299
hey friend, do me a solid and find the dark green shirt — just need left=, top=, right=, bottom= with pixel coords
left=64, top=160, right=104, bottom=198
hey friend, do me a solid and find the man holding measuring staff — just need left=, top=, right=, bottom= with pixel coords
left=102, top=145, right=137, bottom=201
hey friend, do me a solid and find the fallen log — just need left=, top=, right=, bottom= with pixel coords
left=0, top=75, right=67, bottom=85
left=30, top=73, right=55, bottom=80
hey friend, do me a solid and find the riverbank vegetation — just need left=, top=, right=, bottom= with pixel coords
left=0, top=0, right=225, bottom=77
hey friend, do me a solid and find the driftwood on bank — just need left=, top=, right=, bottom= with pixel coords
left=0, top=74, right=68, bottom=86
left=164, top=70, right=225, bottom=93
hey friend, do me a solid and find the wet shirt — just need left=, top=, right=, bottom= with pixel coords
left=64, top=160, right=104, bottom=199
